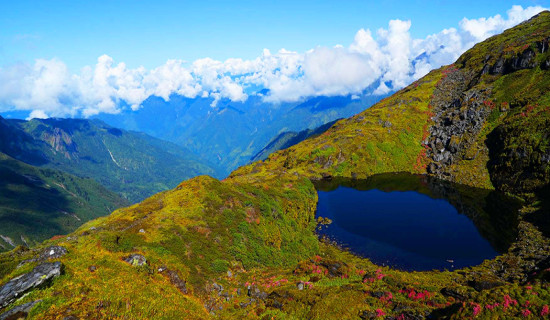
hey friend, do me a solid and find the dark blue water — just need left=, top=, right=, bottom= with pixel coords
left=315, top=174, right=520, bottom=271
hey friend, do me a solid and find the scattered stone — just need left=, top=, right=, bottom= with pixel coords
left=0, top=262, right=63, bottom=308
left=247, top=285, right=267, bottom=300
left=123, top=254, right=146, bottom=267
left=320, top=260, right=347, bottom=277
left=18, top=246, right=68, bottom=268
left=88, top=266, right=97, bottom=273
left=96, top=300, right=111, bottom=310
left=468, top=279, right=504, bottom=292
left=440, top=286, right=469, bottom=300
left=227, top=270, right=233, bottom=278
left=212, top=283, right=224, bottom=293
left=160, top=269, right=187, bottom=294
left=266, top=291, right=290, bottom=309
left=0, top=300, right=41, bottom=320
left=138, top=229, right=145, bottom=234
left=239, top=298, right=255, bottom=309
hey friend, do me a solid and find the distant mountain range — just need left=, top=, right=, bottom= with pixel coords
left=0, top=116, right=218, bottom=202
left=95, top=91, right=387, bottom=175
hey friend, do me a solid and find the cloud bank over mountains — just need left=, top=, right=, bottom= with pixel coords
left=0, top=5, right=546, bottom=118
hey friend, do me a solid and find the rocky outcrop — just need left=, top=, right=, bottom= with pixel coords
left=18, top=246, right=67, bottom=267
left=484, top=48, right=537, bottom=75
left=424, top=67, right=491, bottom=177
left=158, top=266, right=187, bottom=294
left=487, top=122, right=550, bottom=194
left=0, top=262, right=63, bottom=309
left=0, top=300, right=41, bottom=320
left=40, top=127, right=78, bottom=160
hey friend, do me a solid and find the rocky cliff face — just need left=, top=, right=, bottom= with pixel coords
left=40, top=127, right=78, bottom=160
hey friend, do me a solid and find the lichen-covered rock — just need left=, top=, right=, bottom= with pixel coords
left=123, top=254, right=146, bottom=267
left=0, top=262, right=62, bottom=308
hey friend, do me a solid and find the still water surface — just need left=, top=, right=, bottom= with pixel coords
left=315, top=174, right=521, bottom=271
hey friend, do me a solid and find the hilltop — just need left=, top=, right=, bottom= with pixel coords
left=1, top=11, right=550, bottom=320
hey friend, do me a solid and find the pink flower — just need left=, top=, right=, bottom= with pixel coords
left=472, top=303, right=482, bottom=316
left=375, top=269, right=386, bottom=280
left=375, top=309, right=385, bottom=317
left=503, top=295, right=518, bottom=310
left=541, top=305, right=549, bottom=317
left=522, top=309, right=531, bottom=317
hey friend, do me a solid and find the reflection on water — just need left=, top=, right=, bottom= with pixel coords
left=314, top=173, right=522, bottom=271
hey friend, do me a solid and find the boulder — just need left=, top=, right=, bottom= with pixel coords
left=0, top=300, right=41, bottom=320
left=0, top=262, right=63, bottom=308
left=18, top=246, right=67, bottom=267
left=123, top=254, right=146, bottom=267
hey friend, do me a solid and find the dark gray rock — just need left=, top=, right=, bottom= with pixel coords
left=0, top=300, right=41, bottom=320
left=18, top=246, right=68, bottom=267
left=0, top=262, right=63, bottom=308
left=440, top=286, right=468, bottom=300
left=468, top=279, right=505, bottom=292
left=123, top=254, right=146, bottom=267
left=212, top=283, right=223, bottom=293
left=247, top=285, right=267, bottom=300
left=159, top=268, right=187, bottom=294
left=239, top=298, right=255, bottom=308
left=424, top=68, right=491, bottom=177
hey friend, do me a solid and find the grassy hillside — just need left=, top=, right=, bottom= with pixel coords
left=1, top=11, right=550, bottom=320
left=250, top=119, right=338, bottom=163
left=1, top=118, right=219, bottom=202
left=0, top=153, right=129, bottom=251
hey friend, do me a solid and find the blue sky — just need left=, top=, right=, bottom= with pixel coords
left=1, top=0, right=548, bottom=71
left=0, top=1, right=548, bottom=119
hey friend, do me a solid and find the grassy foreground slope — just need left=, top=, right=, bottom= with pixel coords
left=1, top=12, right=550, bottom=320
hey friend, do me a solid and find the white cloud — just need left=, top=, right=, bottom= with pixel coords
left=0, top=5, right=546, bottom=117
left=27, top=109, right=48, bottom=120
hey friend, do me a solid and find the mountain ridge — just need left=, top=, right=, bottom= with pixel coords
left=95, top=91, right=388, bottom=175
left=1, top=117, right=219, bottom=202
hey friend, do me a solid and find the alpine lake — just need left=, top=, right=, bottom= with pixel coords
left=314, top=173, right=523, bottom=271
